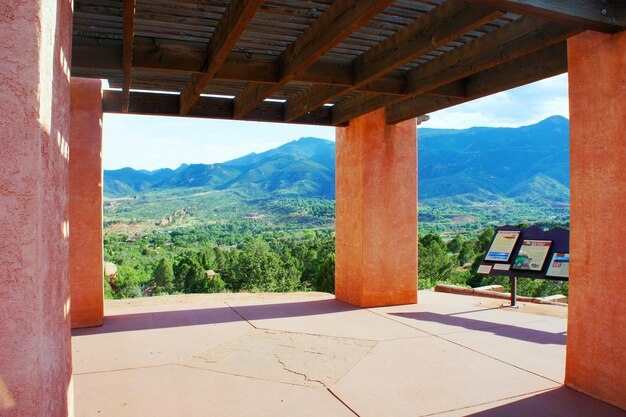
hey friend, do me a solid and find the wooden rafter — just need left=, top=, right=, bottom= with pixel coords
left=178, top=0, right=264, bottom=116
left=284, top=0, right=501, bottom=122
left=121, top=0, right=136, bottom=113
left=385, top=41, right=568, bottom=123
left=331, top=17, right=579, bottom=125
left=103, top=90, right=339, bottom=127
left=71, top=0, right=603, bottom=126
left=71, top=36, right=408, bottom=96
left=232, top=0, right=396, bottom=119
left=465, top=0, right=626, bottom=33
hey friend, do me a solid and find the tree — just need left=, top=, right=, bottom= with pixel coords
left=474, top=227, right=495, bottom=253
left=315, top=253, right=335, bottom=293
left=206, top=274, right=227, bottom=293
left=115, top=266, right=144, bottom=298
left=447, top=235, right=464, bottom=253
left=153, top=258, right=174, bottom=293
left=174, top=255, right=207, bottom=293
left=458, top=241, right=475, bottom=266
left=418, top=235, right=454, bottom=289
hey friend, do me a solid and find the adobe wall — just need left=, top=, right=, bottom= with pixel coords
left=0, top=1, right=74, bottom=416
left=69, top=78, right=104, bottom=329
left=335, top=108, right=418, bottom=307
left=566, top=30, right=626, bottom=410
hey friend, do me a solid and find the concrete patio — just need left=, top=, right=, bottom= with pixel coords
left=71, top=291, right=624, bottom=417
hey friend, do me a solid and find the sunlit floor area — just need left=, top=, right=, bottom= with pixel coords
left=72, top=291, right=624, bottom=417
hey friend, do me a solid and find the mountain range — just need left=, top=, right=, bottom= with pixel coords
left=104, top=115, right=570, bottom=204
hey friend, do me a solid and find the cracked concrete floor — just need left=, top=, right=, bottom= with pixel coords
left=72, top=292, right=625, bottom=417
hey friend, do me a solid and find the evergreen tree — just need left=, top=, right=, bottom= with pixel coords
left=418, top=235, right=454, bottom=289
left=153, top=258, right=174, bottom=293
left=315, top=253, right=335, bottom=293
left=447, top=236, right=464, bottom=253
left=458, top=241, right=475, bottom=266
left=474, top=227, right=495, bottom=253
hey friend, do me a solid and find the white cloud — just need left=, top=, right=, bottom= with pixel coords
left=426, top=74, right=569, bottom=129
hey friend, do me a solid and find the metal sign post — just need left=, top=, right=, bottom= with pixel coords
left=510, top=276, right=517, bottom=307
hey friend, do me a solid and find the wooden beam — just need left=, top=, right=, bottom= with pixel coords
left=285, top=1, right=501, bottom=122
left=179, top=0, right=263, bottom=116
left=353, top=0, right=500, bottom=87
left=385, top=41, right=568, bottom=124
left=331, top=81, right=467, bottom=125
left=331, top=93, right=397, bottom=125
left=232, top=0, right=395, bottom=119
left=102, top=90, right=341, bottom=127
left=404, top=17, right=577, bottom=97
left=121, top=0, right=136, bottom=113
left=465, top=0, right=626, bottom=33
left=331, top=17, right=578, bottom=125
left=71, top=36, right=409, bottom=96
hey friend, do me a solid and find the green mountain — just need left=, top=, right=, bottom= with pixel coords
left=104, top=137, right=336, bottom=198
left=104, top=116, right=570, bottom=204
left=417, top=115, right=570, bottom=203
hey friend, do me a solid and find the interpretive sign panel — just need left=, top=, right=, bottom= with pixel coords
left=546, top=253, right=570, bottom=278
left=477, top=264, right=492, bottom=274
left=476, top=225, right=569, bottom=281
left=512, top=240, right=552, bottom=271
left=485, top=230, right=520, bottom=262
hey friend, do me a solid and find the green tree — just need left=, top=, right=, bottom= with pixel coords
left=458, top=240, right=475, bottom=266
left=174, top=255, right=206, bottom=293
left=114, top=266, right=144, bottom=298
left=474, top=227, right=495, bottom=253
left=206, top=274, right=227, bottom=293
left=315, top=253, right=335, bottom=293
left=153, top=258, right=174, bottom=293
left=418, top=234, right=454, bottom=289
left=447, top=236, right=464, bottom=253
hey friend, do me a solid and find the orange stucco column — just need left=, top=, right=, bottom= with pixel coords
left=566, top=30, right=626, bottom=410
left=335, top=108, right=418, bottom=307
left=0, top=1, right=74, bottom=416
left=69, top=78, right=104, bottom=328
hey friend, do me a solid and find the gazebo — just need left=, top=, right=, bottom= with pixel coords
left=0, top=1, right=624, bottom=416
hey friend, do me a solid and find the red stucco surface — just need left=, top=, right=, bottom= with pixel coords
left=69, top=78, right=104, bottom=329
left=0, top=1, right=74, bottom=416
left=566, top=30, right=626, bottom=411
left=335, top=109, right=418, bottom=307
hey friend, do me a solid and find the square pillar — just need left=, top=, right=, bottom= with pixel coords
left=69, top=78, right=104, bottom=328
left=0, top=1, right=74, bottom=416
left=335, top=108, right=417, bottom=307
left=566, top=30, right=626, bottom=410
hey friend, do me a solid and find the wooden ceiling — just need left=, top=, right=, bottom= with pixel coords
left=71, top=0, right=625, bottom=126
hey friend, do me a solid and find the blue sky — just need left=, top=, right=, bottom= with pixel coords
left=103, top=73, right=569, bottom=170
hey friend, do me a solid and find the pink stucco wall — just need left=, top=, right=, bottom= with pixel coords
left=70, top=78, right=104, bottom=329
left=0, top=1, right=74, bottom=416
left=566, top=30, right=626, bottom=411
left=335, top=109, right=418, bottom=307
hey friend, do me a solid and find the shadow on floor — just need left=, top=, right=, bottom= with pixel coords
left=72, top=298, right=358, bottom=336
left=389, top=312, right=566, bottom=345
left=460, top=387, right=625, bottom=416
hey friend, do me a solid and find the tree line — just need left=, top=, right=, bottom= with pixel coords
left=104, top=222, right=567, bottom=299
left=104, top=225, right=335, bottom=298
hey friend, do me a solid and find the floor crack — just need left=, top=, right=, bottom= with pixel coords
left=273, top=353, right=325, bottom=387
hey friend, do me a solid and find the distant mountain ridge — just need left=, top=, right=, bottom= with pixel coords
left=104, top=137, right=336, bottom=198
left=104, top=116, right=570, bottom=204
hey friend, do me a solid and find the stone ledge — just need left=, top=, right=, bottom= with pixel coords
left=434, top=284, right=568, bottom=307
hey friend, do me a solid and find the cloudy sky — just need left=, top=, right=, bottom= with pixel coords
left=103, top=73, right=569, bottom=170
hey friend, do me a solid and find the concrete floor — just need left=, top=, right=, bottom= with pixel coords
left=72, top=291, right=625, bottom=417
